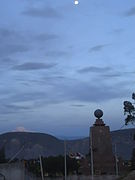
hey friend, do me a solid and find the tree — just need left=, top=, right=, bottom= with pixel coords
left=123, top=93, right=135, bottom=125
left=26, top=155, right=80, bottom=177
left=0, top=146, right=6, bottom=163
left=131, top=148, right=135, bottom=170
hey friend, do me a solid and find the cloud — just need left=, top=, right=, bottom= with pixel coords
left=13, top=62, right=57, bottom=71
left=89, top=44, right=108, bottom=53
left=4, top=104, right=30, bottom=110
left=0, top=28, right=30, bottom=58
left=102, top=73, right=122, bottom=78
left=63, top=81, right=129, bottom=103
left=71, top=104, right=86, bottom=107
left=78, top=66, right=112, bottom=74
left=22, top=7, right=61, bottom=18
left=0, top=103, right=32, bottom=115
left=0, top=28, right=15, bottom=37
left=112, top=28, right=124, bottom=34
left=0, top=75, right=131, bottom=116
left=124, top=6, right=135, bottom=16
left=45, top=51, right=69, bottom=57
left=101, top=71, right=135, bottom=79
left=29, top=79, right=129, bottom=103
left=0, top=28, right=61, bottom=60
left=0, top=57, right=15, bottom=64
left=0, top=44, right=29, bottom=58
left=13, top=126, right=29, bottom=132
left=0, top=58, right=16, bottom=70
left=35, top=33, right=59, bottom=42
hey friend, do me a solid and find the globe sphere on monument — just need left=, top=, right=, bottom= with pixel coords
left=94, top=109, right=103, bottom=119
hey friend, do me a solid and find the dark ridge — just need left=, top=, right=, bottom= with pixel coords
left=0, top=128, right=134, bottom=160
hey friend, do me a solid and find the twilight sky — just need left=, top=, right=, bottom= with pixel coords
left=0, top=0, right=135, bottom=138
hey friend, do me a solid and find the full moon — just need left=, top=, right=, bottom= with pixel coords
left=74, top=0, right=79, bottom=5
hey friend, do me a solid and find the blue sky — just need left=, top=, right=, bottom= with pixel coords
left=0, top=0, right=135, bottom=137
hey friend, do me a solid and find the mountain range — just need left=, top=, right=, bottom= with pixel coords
left=0, top=128, right=135, bottom=160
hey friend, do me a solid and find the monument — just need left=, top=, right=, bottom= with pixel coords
left=90, top=109, right=115, bottom=175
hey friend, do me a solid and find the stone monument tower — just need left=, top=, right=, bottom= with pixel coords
left=90, top=109, right=115, bottom=175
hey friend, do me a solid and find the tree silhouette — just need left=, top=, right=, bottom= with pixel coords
left=26, top=155, right=80, bottom=177
left=131, top=148, right=135, bottom=170
left=0, top=146, right=6, bottom=163
left=123, top=93, right=135, bottom=125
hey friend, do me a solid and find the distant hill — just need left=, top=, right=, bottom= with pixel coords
left=0, top=129, right=135, bottom=160
left=66, top=128, right=135, bottom=160
left=111, top=129, right=135, bottom=160
left=0, top=132, right=64, bottom=159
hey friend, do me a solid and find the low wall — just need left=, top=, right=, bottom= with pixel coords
left=42, top=175, right=118, bottom=180
left=0, top=163, right=119, bottom=180
left=0, top=162, right=25, bottom=180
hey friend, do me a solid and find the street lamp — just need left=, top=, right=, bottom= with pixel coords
left=114, top=144, right=119, bottom=176
left=64, top=140, right=67, bottom=180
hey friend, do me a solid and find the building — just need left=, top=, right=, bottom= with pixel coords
left=90, top=109, right=115, bottom=175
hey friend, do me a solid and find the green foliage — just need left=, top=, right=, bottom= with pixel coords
left=66, top=156, right=80, bottom=175
left=123, top=93, right=135, bottom=125
left=26, top=159, right=41, bottom=177
left=131, top=148, right=135, bottom=170
left=43, top=155, right=64, bottom=176
left=26, top=155, right=80, bottom=177
left=0, top=146, right=6, bottom=163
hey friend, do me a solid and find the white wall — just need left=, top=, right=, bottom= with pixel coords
left=0, top=162, right=25, bottom=180
left=0, top=163, right=118, bottom=180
